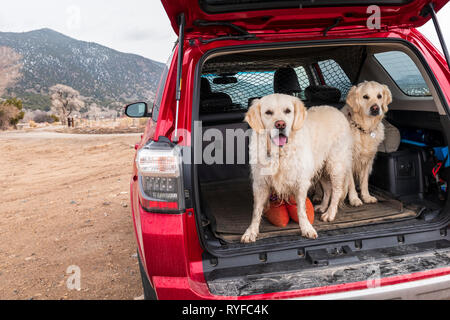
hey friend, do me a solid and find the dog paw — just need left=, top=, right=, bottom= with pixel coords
left=349, top=196, right=363, bottom=207
left=241, top=228, right=258, bottom=243
left=300, top=223, right=318, bottom=239
left=320, top=211, right=336, bottom=222
left=314, top=203, right=328, bottom=213
left=362, top=195, right=378, bottom=204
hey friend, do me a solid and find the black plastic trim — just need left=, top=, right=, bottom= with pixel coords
left=204, top=238, right=450, bottom=297
left=137, top=249, right=158, bottom=300
left=191, top=37, right=450, bottom=258
left=199, top=0, right=414, bottom=14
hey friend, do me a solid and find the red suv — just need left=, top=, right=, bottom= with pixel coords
left=125, top=0, right=450, bottom=300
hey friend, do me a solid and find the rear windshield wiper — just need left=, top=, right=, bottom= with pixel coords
left=323, top=17, right=343, bottom=37
left=194, top=20, right=257, bottom=44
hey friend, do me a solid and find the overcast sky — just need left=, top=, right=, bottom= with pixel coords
left=0, top=1, right=449, bottom=63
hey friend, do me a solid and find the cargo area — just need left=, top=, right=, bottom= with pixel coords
left=200, top=178, right=423, bottom=242
left=194, top=41, right=450, bottom=251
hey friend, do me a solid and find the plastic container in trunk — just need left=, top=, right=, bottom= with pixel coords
left=370, top=149, right=425, bottom=198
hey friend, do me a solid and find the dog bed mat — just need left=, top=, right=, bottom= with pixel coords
left=200, top=178, right=421, bottom=243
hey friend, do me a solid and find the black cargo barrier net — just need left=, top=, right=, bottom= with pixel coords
left=200, top=45, right=365, bottom=114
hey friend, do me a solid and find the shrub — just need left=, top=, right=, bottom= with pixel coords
left=0, top=98, right=25, bottom=130
left=33, top=111, right=55, bottom=124
left=0, top=103, right=20, bottom=130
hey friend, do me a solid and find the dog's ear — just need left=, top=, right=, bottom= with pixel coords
left=381, top=84, right=392, bottom=113
left=245, top=99, right=264, bottom=133
left=292, top=97, right=307, bottom=131
left=346, top=85, right=360, bottom=113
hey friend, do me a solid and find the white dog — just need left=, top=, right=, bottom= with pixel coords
left=241, top=94, right=353, bottom=243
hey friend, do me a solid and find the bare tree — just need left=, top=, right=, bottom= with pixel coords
left=0, top=46, right=22, bottom=96
left=87, top=103, right=102, bottom=121
left=50, top=84, right=85, bottom=126
left=107, top=101, right=123, bottom=121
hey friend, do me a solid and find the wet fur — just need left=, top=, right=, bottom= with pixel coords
left=241, top=94, right=353, bottom=243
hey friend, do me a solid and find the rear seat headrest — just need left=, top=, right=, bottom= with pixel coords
left=305, top=85, right=341, bottom=104
left=200, top=93, right=233, bottom=112
left=199, top=110, right=247, bottom=124
left=274, top=68, right=302, bottom=95
left=200, top=77, right=234, bottom=113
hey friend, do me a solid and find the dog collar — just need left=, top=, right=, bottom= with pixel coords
left=348, top=113, right=377, bottom=139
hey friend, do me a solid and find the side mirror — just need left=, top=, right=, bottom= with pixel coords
left=125, top=102, right=151, bottom=118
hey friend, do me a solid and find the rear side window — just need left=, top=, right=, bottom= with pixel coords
left=374, top=51, right=431, bottom=96
left=152, top=49, right=175, bottom=122
left=318, top=59, right=352, bottom=100
left=202, top=67, right=310, bottom=108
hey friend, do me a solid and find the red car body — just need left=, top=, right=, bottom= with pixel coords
left=129, top=0, right=450, bottom=299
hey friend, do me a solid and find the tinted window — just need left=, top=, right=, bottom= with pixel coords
left=374, top=51, right=431, bottom=96
left=152, top=49, right=175, bottom=122
left=318, top=59, right=352, bottom=100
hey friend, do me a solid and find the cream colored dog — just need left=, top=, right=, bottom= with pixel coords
left=342, top=81, right=392, bottom=206
left=241, top=94, right=353, bottom=243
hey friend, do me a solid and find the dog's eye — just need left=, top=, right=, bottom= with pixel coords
left=363, top=95, right=370, bottom=100
left=378, top=94, right=382, bottom=99
left=284, top=109, right=291, bottom=114
left=265, top=110, right=274, bottom=116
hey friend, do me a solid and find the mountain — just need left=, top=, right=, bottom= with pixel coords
left=0, top=28, right=164, bottom=110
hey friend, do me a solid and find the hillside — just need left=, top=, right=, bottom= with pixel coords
left=0, top=28, right=164, bottom=110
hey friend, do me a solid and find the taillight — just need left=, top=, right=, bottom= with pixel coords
left=136, top=139, right=185, bottom=213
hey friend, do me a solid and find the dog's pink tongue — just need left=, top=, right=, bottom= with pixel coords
left=273, top=135, right=287, bottom=147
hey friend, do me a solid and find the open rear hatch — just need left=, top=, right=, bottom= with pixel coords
left=162, top=0, right=449, bottom=36
left=158, top=0, right=450, bottom=297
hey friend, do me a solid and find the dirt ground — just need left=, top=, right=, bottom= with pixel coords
left=0, top=130, right=144, bottom=300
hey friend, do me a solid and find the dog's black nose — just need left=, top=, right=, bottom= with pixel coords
left=370, top=105, right=380, bottom=116
left=275, top=120, right=286, bottom=130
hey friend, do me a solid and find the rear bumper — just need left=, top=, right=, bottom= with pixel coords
left=150, top=267, right=450, bottom=300
left=298, top=272, right=450, bottom=300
